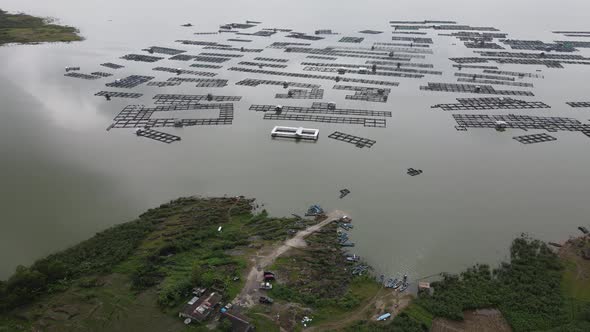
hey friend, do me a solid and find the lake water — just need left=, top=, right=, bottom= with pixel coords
left=2, top=0, right=590, bottom=280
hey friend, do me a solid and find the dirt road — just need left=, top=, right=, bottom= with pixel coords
left=233, top=210, right=346, bottom=307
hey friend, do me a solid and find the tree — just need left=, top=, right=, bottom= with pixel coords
left=218, top=318, right=233, bottom=332
left=191, top=264, right=203, bottom=286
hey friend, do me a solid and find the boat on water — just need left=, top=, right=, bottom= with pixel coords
left=399, top=283, right=409, bottom=292
left=385, top=278, right=397, bottom=288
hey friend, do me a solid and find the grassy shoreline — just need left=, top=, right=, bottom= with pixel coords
left=0, top=9, right=82, bottom=46
left=1, top=196, right=588, bottom=331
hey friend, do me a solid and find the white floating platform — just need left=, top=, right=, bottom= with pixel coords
left=271, top=126, right=319, bottom=140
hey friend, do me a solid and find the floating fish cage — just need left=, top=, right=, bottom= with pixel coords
left=270, top=126, right=319, bottom=140
left=100, top=62, right=124, bottom=69
left=513, top=133, right=557, bottom=144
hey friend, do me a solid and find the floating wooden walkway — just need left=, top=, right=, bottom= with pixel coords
left=302, top=65, right=424, bottom=79
left=439, top=32, right=507, bottom=39
left=105, top=75, right=154, bottom=88
left=147, top=81, right=181, bottom=87
left=100, top=62, right=124, bottom=69
left=95, top=91, right=143, bottom=98
left=501, top=40, right=575, bottom=52
left=144, top=46, right=186, bottom=55
left=193, top=56, right=231, bottom=63
left=236, top=30, right=276, bottom=37
left=464, top=42, right=504, bottom=49
left=455, top=72, right=515, bottom=81
left=153, top=94, right=241, bottom=104
left=190, top=63, right=223, bottom=69
left=365, top=60, right=434, bottom=68
left=420, top=82, right=534, bottom=96
left=328, top=131, right=376, bottom=148
left=202, top=46, right=263, bottom=52
left=339, top=37, right=364, bottom=43
left=236, top=78, right=320, bottom=89
left=153, top=67, right=217, bottom=77
left=333, top=85, right=390, bottom=103
left=169, top=54, right=198, bottom=61
left=109, top=104, right=234, bottom=129
left=166, top=78, right=228, bottom=87
left=450, top=57, right=489, bottom=64
left=227, top=38, right=252, bottom=42
left=482, top=70, right=543, bottom=78
left=90, top=72, right=113, bottom=77
left=453, top=64, right=499, bottom=70
left=456, top=78, right=534, bottom=88
left=284, top=47, right=417, bottom=61
left=301, top=62, right=441, bottom=75
left=513, top=133, right=557, bottom=144
left=391, top=36, right=433, bottom=44
left=275, top=89, right=324, bottom=99
left=254, top=57, right=289, bottom=62
left=359, top=30, right=383, bottom=34
left=554, top=41, right=590, bottom=48
left=251, top=102, right=390, bottom=127
left=268, top=41, right=312, bottom=48
left=432, top=25, right=499, bottom=31
left=250, top=103, right=392, bottom=117
left=566, top=102, right=590, bottom=108
left=432, top=97, right=550, bottom=111
left=120, top=54, right=164, bottom=62
left=453, top=114, right=582, bottom=132
left=262, top=113, right=386, bottom=128
left=64, top=72, right=100, bottom=80
left=238, top=61, right=288, bottom=68
left=199, top=52, right=244, bottom=58
left=476, top=51, right=589, bottom=60
left=176, top=40, right=231, bottom=47
left=371, top=45, right=434, bottom=54
left=392, top=31, right=427, bottom=35
left=228, top=67, right=400, bottom=86
left=286, top=32, right=324, bottom=41
left=307, top=55, right=337, bottom=60
left=136, top=128, right=181, bottom=143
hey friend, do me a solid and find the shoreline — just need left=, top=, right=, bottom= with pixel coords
left=0, top=9, right=82, bottom=46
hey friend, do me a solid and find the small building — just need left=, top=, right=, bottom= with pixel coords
left=418, top=282, right=430, bottom=290
left=222, top=310, right=254, bottom=332
left=418, top=281, right=434, bottom=295
left=179, top=291, right=223, bottom=323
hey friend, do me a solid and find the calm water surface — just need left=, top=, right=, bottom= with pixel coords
left=2, top=0, right=590, bottom=280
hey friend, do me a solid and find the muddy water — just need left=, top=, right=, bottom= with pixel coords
left=2, top=0, right=590, bottom=280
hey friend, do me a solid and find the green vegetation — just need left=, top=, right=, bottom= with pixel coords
left=402, top=303, right=433, bottom=328
left=268, top=223, right=358, bottom=308
left=0, top=196, right=312, bottom=331
left=343, top=313, right=428, bottom=332
left=0, top=9, right=82, bottom=45
left=3, top=195, right=587, bottom=332
left=0, top=216, right=155, bottom=311
left=398, top=235, right=590, bottom=331
left=266, top=223, right=384, bottom=330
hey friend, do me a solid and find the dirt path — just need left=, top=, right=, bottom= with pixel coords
left=233, top=210, right=346, bottom=307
